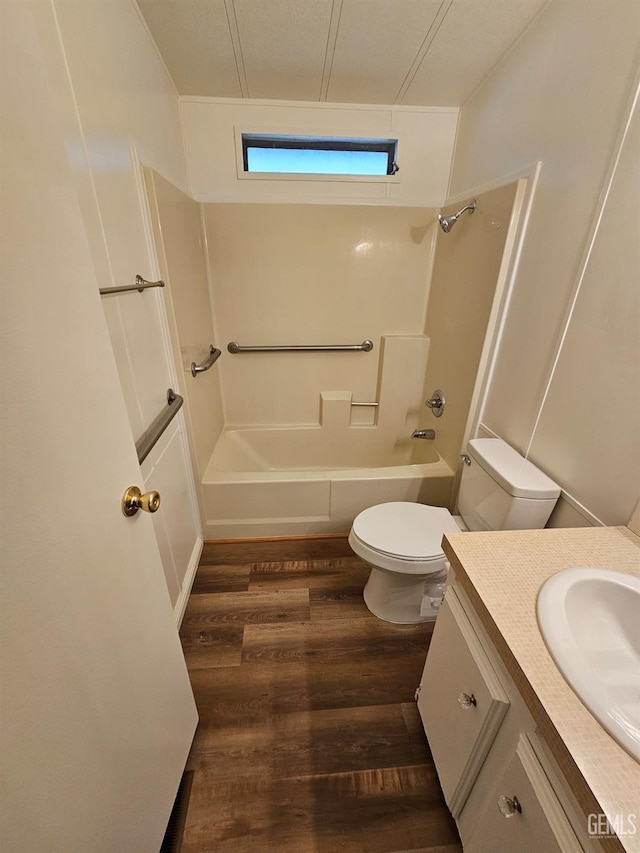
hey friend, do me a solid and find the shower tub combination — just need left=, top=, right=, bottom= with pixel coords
left=202, top=426, right=455, bottom=539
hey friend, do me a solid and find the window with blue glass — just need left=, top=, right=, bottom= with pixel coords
left=241, top=134, right=399, bottom=177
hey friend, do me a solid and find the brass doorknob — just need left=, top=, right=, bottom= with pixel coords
left=121, top=486, right=161, bottom=517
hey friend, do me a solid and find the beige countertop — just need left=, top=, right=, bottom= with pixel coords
left=442, top=525, right=640, bottom=853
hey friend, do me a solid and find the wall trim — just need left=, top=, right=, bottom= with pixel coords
left=523, top=65, right=640, bottom=458
left=457, top=162, right=543, bottom=455
left=444, top=159, right=543, bottom=207
left=179, top=94, right=459, bottom=115
left=192, top=193, right=447, bottom=207
left=557, top=492, right=605, bottom=528
left=130, top=0, right=180, bottom=98
left=174, top=536, right=204, bottom=628
left=476, top=422, right=605, bottom=527
left=134, top=150, right=205, bottom=556
left=203, top=532, right=349, bottom=544
left=198, top=203, right=229, bottom=428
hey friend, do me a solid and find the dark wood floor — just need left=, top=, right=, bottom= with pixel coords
left=179, top=536, right=461, bottom=853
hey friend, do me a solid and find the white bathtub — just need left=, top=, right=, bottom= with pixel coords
left=202, top=427, right=455, bottom=538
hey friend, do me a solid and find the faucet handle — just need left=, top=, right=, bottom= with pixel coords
left=425, top=389, right=445, bottom=417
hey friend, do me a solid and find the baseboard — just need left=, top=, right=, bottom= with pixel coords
left=203, top=532, right=350, bottom=544
left=174, top=536, right=204, bottom=628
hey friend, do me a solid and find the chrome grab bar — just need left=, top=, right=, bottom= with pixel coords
left=99, top=274, right=165, bottom=296
left=135, top=389, right=183, bottom=464
left=227, top=340, right=374, bottom=354
left=191, top=345, right=222, bottom=377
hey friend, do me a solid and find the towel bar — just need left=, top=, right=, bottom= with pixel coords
left=135, top=389, right=183, bottom=464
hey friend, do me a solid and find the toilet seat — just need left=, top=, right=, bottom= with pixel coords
left=349, top=501, right=461, bottom=575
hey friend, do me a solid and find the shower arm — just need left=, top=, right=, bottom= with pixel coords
left=455, top=201, right=476, bottom=217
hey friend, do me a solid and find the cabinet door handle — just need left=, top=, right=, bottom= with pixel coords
left=457, top=691, right=477, bottom=708
left=497, top=794, right=522, bottom=818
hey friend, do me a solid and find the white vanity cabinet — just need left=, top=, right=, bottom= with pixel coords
left=465, top=732, right=584, bottom=853
left=417, top=580, right=597, bottom=852
left=416, top=586, right=509, bottom=816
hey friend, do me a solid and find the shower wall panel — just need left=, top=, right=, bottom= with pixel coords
left=420, top=182, right=519, bottom=471
left=202, top=203, right=437, bottom=427
left=144, top=169, right=225, bottom=529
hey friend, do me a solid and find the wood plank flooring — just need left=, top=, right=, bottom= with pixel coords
left=179, top=536, right=461, bottom=853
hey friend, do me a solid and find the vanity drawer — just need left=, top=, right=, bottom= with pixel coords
left=417, top=586, right=510, bottom=816
left=464, top=733, right=585, bottom=852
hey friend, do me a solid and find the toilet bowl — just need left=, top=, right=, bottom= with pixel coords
left=349, top=438, right=561, bottom=625
left=348, top=502, right=462, bottom=624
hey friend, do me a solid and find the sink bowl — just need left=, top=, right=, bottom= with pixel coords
left=537, top=567, right=640, bottom=762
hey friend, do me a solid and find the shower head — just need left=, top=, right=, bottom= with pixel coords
left=438, top=199, right=477, bottom=233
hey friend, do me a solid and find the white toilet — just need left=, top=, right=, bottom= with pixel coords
left=349, top=438, right=561, bottom=624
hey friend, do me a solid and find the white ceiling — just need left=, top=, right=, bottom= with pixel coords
left=137, top=0, right=549, bottom=106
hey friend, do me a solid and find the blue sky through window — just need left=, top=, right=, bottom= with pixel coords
left=245, top=146, right=390, bottom=175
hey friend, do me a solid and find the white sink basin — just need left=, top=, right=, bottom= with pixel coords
left=537, top=567, right=640, bottom=762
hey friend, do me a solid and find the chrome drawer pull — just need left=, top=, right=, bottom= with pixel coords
left=497, top=794, right=522, bottom=818
left=457, top=692, right=477, bottom=709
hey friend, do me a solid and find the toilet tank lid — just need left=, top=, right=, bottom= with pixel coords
left=468, top=439, right=561, bottom=500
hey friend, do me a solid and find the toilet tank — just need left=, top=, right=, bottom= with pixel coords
left=459, top=438, right=560, bottom=531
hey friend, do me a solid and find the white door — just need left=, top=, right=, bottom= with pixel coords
left=1, top=5, right=197, bottom=852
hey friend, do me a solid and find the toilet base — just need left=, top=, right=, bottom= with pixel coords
left=362, top=566, right=447, bottom=624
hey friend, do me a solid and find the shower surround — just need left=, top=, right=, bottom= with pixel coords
left=146, top=174, right=520, bottom=539
left=202, top=203, right=438, bottom=428
left=203, top=431, right=453, bottom=538
left=202, top=335, right=455, bottom=537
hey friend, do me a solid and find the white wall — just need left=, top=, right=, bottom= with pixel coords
left=46, top=0, right=201, bottom=601
left=181, top=97, right=458, bottom=205
left=50, top=0, right=188, bottom=435
left=451, top=0, right=640, bottom=525
left=528, top=92, right=639, bottom=526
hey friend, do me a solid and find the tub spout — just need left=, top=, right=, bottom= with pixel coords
left=412, top=429, right=435, bottom=440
